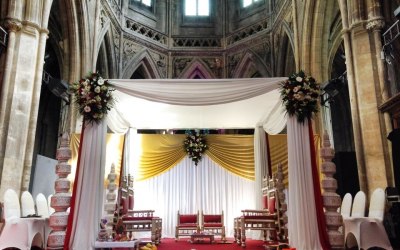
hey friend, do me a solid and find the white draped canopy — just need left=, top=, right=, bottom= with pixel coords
left=106, top=78, right=288, bottom=134
left=66, top=77, right=325, bottom=250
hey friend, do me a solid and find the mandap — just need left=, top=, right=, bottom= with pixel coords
left=64, top=77, right=329, bottom=250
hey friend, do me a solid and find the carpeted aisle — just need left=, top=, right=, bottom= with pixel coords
left=152, top=238, right=271, bottom=250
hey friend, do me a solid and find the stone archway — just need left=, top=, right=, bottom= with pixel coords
left=179, top=59, right=216, bottom=79
left=122, top=49, right=161, bottom=79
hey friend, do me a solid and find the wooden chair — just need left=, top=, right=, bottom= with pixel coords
left=175, top=210, right=200, bottom=241
left=117, top=175, right=162, bottom=244
left=122, top=209, right=162, bottom=244
left=201, top=211, right=226, bottom=242
left=234, top=167, right=287, bottom=248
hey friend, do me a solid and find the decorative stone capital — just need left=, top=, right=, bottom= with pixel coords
left=366, top=18, right=385, bottom=31
left=21, top=20, right=41, bottom=32
left=4, top=19, right=22, bottom=32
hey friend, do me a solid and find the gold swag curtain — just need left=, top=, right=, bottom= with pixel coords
left=137, top=134, right=255, bottom=181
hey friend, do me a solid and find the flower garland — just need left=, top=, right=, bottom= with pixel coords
left=70, top=72, right=115, bottom=123
left=184, top=131, right=207, bottom=166
left=280, top=71, right=320, bottom=123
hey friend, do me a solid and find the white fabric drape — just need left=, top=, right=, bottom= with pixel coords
left=68, top=121, right=107, bottom=250
left=287, top=116, right=322, bottom=250
left=107, top=78, right=287, bottom=131
left=254, top=126, right=269, bottom=209
left=133, top=155, right=256, bottom=238
left=109, top=78, right=287, bottom=105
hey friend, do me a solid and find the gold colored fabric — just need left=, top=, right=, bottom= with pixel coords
left=205, top=135, right=255, bottom=180
left=137, top=134, right=255, bottom=181
left=137, top=134, right=186, bottom=181
left=70, top=133, right=125, bottom=187
left=268, top=134, right=320, bottom=187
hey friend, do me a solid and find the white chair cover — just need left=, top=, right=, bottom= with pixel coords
left=21, top=191, right=36, bottom=217
left=340, top=193, right=352, bottom=219
left=368, top=188, right=385, bottom=220
left=0, top=189, right=46, bottom=249
left=2, top=189, right=21, bottom=222
left=351, top=191, right=366, bottom=217
left=344, top=188, right=393, bottom=250
left=36, top=193, right=49, bottom=218
left=48, top=194, right=55, bottom=215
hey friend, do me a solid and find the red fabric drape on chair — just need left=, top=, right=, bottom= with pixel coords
left=308, top=119, right=330, bottom=250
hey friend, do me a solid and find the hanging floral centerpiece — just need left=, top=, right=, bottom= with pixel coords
left=184, top=131, right=207, bottom=166
left=280, top=70, right=321, bottom=123
left=70, top=72, right=115, bottom=123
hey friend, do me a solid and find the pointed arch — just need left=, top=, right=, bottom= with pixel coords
left=96, top=29, right=118, bottom=78
left=122, top=49, right=161, bottom=79
left=179, top=59, right=216, bottom=79
left=233, top=50, right=271, bottom=78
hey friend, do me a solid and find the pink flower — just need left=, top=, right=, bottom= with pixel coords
left=84, top=106, right=91, bottom=113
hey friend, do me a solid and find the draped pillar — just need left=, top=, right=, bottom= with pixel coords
left=287, top=116, right=322, bottom=250
left=65, top=121, right=107, bottom=249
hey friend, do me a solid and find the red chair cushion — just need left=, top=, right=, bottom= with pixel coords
left=120, top=197, right=128, bottom=215
left=204, top=215, right=221, bottom=223
left=179, top=215, right=197, bottom=223
left=263, top=196, right=268, bottom=209
left=268, top=197, right=276, bottom=214
left=129, top=194, right=134, bottom=210
left=177, top=223, right=198, bottom=228
left=203, top=223, right=223, bottom=227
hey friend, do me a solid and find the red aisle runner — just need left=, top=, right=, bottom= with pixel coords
left=308, top=118, right=330, bottom=250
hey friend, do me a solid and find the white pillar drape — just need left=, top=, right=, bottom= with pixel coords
left=254, top=126, right=269, bottom=210
left=67, top=121, right=107, bottom=250
left=287, top=116, right=322, bottom=250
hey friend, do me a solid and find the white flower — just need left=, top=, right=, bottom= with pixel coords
left=98, top=78, right=104, bottom=85
left=94, top=86, right=101, bottom=93
left=84, top=106, right=91, bottom=113
left=296, top=76, right=303, bottom=82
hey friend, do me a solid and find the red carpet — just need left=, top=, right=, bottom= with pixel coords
left=146, top=238, right=282, bottom=250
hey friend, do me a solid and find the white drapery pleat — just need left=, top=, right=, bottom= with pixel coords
left=287, top=116, right=322, bottom=250
left=109, top=78, right=287, bottom=106
left=254, top=126, right=269, bottom=209
left=106, top=78, right=287, bottom=132
left=68, top=121, right=107, bottom=250
left=133, top=155, right=256, bottom=238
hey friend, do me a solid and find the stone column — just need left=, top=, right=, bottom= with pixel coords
left=0, top=0, right=54, bottom=199
left=365, top=1, right=394, bottom=186
left=338, top=0, right=390, bottom=195
left=337, top=0, right=368, bottom=193
left=320, top=132, right=343, bottom=249
left=47, top=133, right=72, bottom=249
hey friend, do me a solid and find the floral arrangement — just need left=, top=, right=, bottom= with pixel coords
left=280, top=71, right=320, bottom=123
left=70, top=72, right=115, bottom=123
left=184, top=131, right=207, bottom=166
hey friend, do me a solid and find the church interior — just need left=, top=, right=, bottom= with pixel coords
left=1, top=0, right=400, bottom=249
